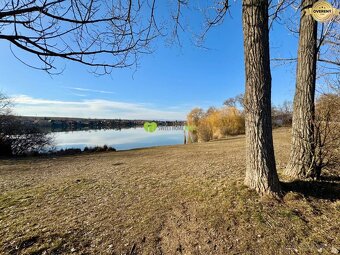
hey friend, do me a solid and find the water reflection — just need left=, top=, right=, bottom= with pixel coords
left=52, top=127, right=185, bottom=151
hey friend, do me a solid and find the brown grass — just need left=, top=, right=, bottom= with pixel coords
left=0, top=128, right=339, bottom=255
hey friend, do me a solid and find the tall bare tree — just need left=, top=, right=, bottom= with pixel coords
left=0, top=0, right=159, bottom=74
left=285, top=0, right=318, bottom=179
left=269, top=0, right=339, bottom=179
left=177, top=0, right=282, bottom=196
left=242, top=0, right=281, bottom=196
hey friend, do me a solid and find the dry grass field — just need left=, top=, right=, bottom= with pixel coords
left=0, top=128, right=339, bottom=255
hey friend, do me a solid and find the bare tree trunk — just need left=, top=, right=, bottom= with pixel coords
left=242, top=0, right=281, bottom=196
left=285, top=0, right=317, bottom=179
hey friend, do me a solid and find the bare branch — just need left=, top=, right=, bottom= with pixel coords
left=0, top=0, right=161, bottom=74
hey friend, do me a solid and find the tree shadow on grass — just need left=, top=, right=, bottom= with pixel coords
left=281, top=177, right=340, bottom=201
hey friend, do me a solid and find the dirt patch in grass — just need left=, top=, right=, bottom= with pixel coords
left=0, top=128, right=339, bottom=254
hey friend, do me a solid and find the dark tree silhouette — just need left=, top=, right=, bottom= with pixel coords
left=0, top=92, right=52, bottom=156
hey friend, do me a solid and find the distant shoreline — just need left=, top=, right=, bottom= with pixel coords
left=14, top=115, right=186, bottom=133
left=15, top=115, right=186, bottom=122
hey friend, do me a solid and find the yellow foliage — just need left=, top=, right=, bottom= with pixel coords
left=186, top=106, right=245, bottom=143
left=205, top=109, right=223, bottom=139
left=187, top=108, right=204, bottom=127
left=197, top=118, right=213, bottom=142
left=220, top=107, right=245, bottom=136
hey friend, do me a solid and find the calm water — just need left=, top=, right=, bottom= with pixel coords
left=52, top=127, right=186, bottom=151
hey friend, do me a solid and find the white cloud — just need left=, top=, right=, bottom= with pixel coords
left=64, top=86, right=115, bottom=94
left=12, top=95, right=187, bottom=120
left=71, top=93, right=87, bottom=97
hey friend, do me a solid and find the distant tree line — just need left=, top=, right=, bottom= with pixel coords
left=21, top=117, right=185, bottom=132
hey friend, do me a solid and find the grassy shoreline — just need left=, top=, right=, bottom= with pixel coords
left=0, top=128, right=339, bottom=255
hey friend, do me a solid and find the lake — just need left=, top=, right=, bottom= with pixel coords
left=51, top=127, right=186, bottom=151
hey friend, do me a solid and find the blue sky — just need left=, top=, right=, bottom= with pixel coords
left=0, top=1, right=299, bottom=120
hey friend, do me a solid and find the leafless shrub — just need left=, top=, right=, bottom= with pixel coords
left=272, top=100, right=293, bottom=127
left=223, top=94, right=244, bottom=109
left=0, top=116, right=53, bottom=156
left=0, top=93, right=53, bottom=156
left=312, top=93, right=340, bottom=178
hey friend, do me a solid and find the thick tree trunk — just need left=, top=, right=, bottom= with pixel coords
left=242, top=0, right=281, bottom=196
left=285, top=0, right=317, bottom=179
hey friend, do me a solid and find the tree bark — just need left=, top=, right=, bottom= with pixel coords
left=242, top=0, right=281, bottom=196
left=285, top=0, right=317, bottom=179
